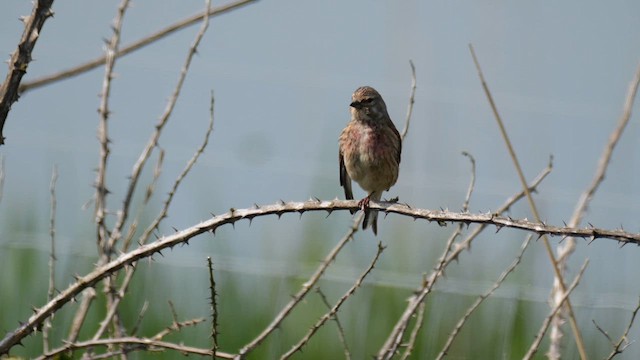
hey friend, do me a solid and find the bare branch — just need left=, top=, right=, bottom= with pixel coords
left=238, top=212, right=364, bottom=357
left=399, top=287, right=426, bottom=360
left=469, top=43, right=587, bottom=360
left=43, top=165, right=58, bottom=353
left=436, top=235, right=533, bottom=359
left=604, top=297, right=640, bottom=360
left=316, top=288, right=351, bottom=360
left=400, top=59, right=417, bottom=141
left=95, top=0, right=130, bottom=257
left=208, top=257, right=219, bottom=359
left=551, top=60, right=640, bottom=359
left=36, top=336, right=236, bottom=359
left=66, top=288, right=96, bottom=343
left=523, top=259, right=590, bottom=360
left=0, top=0, right=55, bottom=144
left=106, top=0, right=213, bottom=252
left=567, top=61, right=640, bottom=230
left=19, top=0, right=258, bottom=93
left=5, top=198, right=639, bottom=353
left=139, top=91, right=215, bottom=246
left=281, top=242, right=386, bottom=359
left=378, top=162, right=551, bottom=359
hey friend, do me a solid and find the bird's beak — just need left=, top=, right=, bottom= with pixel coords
left=350, top=101, right=362, bottom=109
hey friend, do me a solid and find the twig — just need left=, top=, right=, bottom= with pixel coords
left=105, top=0, right=213, bottom=253
left=604, top=297, right=640, bottom=360
left=138, top=92, right=215, bottom=246
left=66, top=288, right=96, bottom=343
left=460, top=152, right=475, bottom=212
left=397, top=152, right=476, bottom=358
left=523, top=259, right=590, bottom=360
left=566, top=61, right=640, bottom=232
left=96, top=84, right=215, bottom=339
left=281, top=242, right=386, bottom=359
left=19, top=0, right=257, bottom=94
left=377, top=162, right=551, bottom=359
left=152, top=318, right=206, bottom=341
left=435, top=235, right=533, bottom=360
left=208, top=257, right=219, bottom=359
left=400, top=60, right=417, bottom=141
left=122, top=148, right=164, bottom=251
left=399, top=282, right=426, bottom=360
left=316, top=288, right=351, bottom=360
left=550, top=61, right=640, bottom=358
left=89, top=2, right=131, bottom=351
left=130, top=301, right=149, bottom=336
left=43, top=165, right=58, bottom=354
left=469, top=43, right=587, bottom=360
left=95, top=0, right=130, bottom=257
left=0, top=0, right=55, bottom=144
left=237, top=212, right=364, bottom=358
left=36, top=336, right=235, bottom=359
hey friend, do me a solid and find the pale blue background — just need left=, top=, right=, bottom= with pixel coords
left=1, top=0, right=640, bottom=357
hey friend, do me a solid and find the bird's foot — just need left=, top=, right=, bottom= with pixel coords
left=357, top=196, right=370, bottom=211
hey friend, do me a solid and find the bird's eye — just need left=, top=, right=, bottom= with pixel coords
left=362, top=98, right=374, bottom=104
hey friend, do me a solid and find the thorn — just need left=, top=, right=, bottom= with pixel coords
left=253, top=203, right=259, bottom=209
left=495, top=226, right=502, bottom=233
left=314, top=196, right=321, bottom=202
left=588, top=222, right=594, bottom=228
left=229, top=208, right=235, bottom=214
left=563, top=220, right=568, bottom=227
left=278, top=199, right=285, bottom=205
left=172, top=226, right=178, bottom=232
left=210, top=212, right=216, bottom=217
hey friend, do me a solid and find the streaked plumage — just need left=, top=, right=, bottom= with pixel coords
left=339, top=86, right=401, bottom=234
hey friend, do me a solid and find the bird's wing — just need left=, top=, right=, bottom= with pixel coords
left=339, top=150, right=354, bottom=201
left=394, top=124, right=402, bottom=164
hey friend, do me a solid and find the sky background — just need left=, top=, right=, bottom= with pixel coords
left=1, top=0, right=640, bottom=357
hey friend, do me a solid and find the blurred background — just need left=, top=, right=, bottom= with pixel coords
left=1, top=0, right=640, bottom=358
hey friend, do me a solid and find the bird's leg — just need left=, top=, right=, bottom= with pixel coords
left=358, top=195, right=371, bottom=211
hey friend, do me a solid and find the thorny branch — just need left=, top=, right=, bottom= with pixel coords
left=18, top=0, right=257, bottom=94
left=281, top=242, right=386, bottom=359
left=523, top=259, right=590, bottom=360
left=550, top=61, right=640, bottom=358
left=5, top=196, right=639, bottom=353
left=469, top=43, right=587, bottom=360
left=0, top=0, right=55, bottom=144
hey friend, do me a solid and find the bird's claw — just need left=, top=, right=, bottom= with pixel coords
left=358, top=196, right=370, bottom=211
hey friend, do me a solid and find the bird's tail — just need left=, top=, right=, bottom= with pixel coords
left=363, top=191, right=382, bottom=235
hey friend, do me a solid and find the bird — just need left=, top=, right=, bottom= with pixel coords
left=339, top=86, right=402, bottom=235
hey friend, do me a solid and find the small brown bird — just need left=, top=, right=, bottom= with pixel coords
left=339, top=86, right=402, bottom=234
